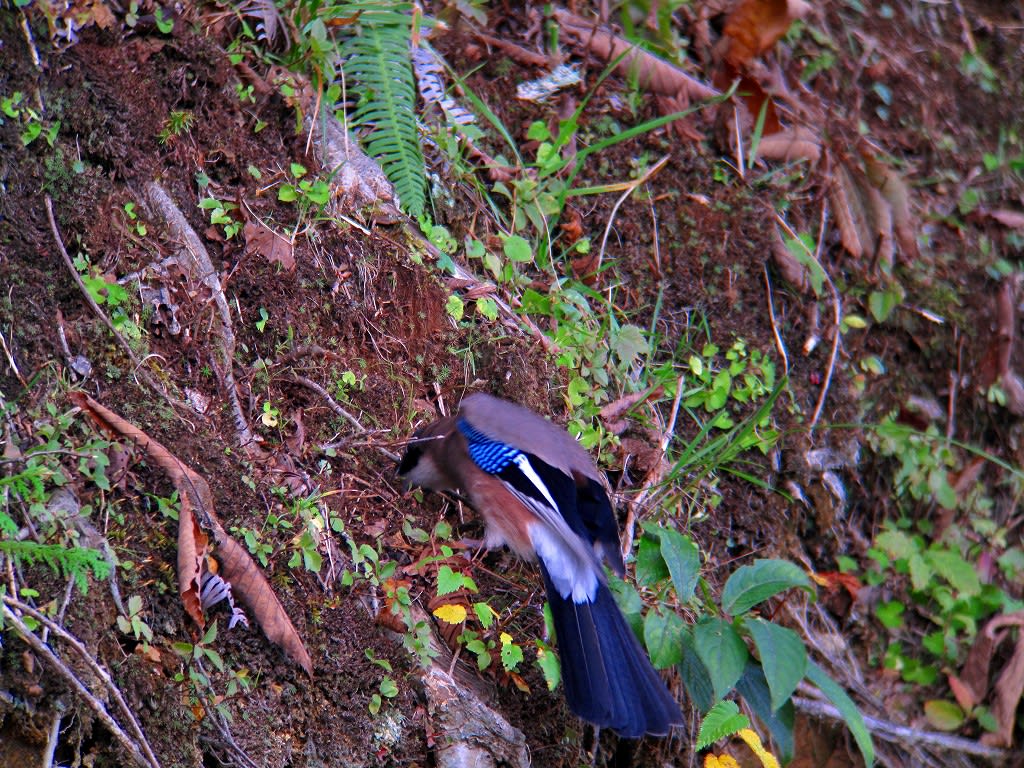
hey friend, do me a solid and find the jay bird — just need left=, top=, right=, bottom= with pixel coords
left=398, top=393, right=682, bottom=738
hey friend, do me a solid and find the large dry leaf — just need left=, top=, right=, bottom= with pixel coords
left=179, top=505, right=209, bottom=627
left=69, top=392, right=313, bottom=675
left=214, top=535, right=311, bottom=673
left=950, top=623, right=1004, bottom=711
left=982, top=613, right=1024, bottom=747
left=243, top=220, right=295, bottom=271
left=861, top=149, right=919, bottom=261
left=720, top=0, right=809, bottom=69
left=554, top=9, right=717, bottom=103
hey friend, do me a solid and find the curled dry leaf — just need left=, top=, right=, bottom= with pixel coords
left=553, top=9, right=718, bottom=104
left=771, top=226, right=811, bottom=292
left=981, top=613, right=1024, bottom=747
left=69, top=391, right=314, bottom=675
left=215, top=535, right=313, bottom=674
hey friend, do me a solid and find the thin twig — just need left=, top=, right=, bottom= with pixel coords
left=289, top=375, right=400, bottom=462
left=1, top=601, right=160, bottom=768
left=775, top=208, right=839, bottom=433
left=793, top=695, right=1012, bottom=762
left=762, top=265, right=789, bottom=378
left=47, top=197, right=186, bottom=415
left=0, top=326, right=26, bottom=387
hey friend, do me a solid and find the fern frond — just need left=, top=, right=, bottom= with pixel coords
left=340, top=1, right=426, bottom=218
left=1, top=540, right=111, bottom=594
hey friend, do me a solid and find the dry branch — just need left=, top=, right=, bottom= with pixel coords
left=793, top=695, right=1013, bottom=763
left=2, top=597, right=162, bottom=768
left=143, top=182, right=257, bottom=449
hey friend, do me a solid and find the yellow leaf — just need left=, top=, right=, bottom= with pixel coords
left=704, top=755, right=740, bottom=768
left=432, top=603, right=467, bottom=625
left=500, top=631, right=513, bottom=645
left=737, top=728, right=781, bottom=768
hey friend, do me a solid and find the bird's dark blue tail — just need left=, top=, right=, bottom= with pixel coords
left=541, top=566, right=683, bottom=738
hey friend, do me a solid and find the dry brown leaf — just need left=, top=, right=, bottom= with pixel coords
left=829, top=162, right=868, bottom=259
left=179, top=505, right=209, bottom=627
left=982, top=614, right=1024, bottom=747
left=87, top=0, right=117, bottom=29
left=69, top=391, right=314, bottom=675
left=243, top=220, right=295, bottom=271
left=988, top=209, right=1024, bottom=229
left=947, top=673, right=979, bottom=713
left=554, top=9, right=717, bottom=103
left=771, top=226, right=810, bottom=292
left=720, top=0, right=809, bottom=69
left=952, top=456, right=986, bottom=498
left=598, top=389, right=657, bottom=433
left=865, top=179, right=895, bottom=274
left=861, top=149, right=919, bottom=261
left=215, top=535, right=313, bottom=674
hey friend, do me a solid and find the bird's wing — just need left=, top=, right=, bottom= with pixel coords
left=494, top=452, right=604, bottom=603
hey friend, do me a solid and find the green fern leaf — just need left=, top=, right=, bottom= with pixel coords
left=340, top=2, right=426, bottom=218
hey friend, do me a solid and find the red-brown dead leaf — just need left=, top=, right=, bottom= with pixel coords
left=947, top=673, right=978, bottom=713
left=243, top=220, right=295, bottom=271
left=509, top=672, right=531, bottom=693
left=810, top=571, right=861, bottom=601
left=982, top=613, right=1024, bottom=747
left=561, top=208, right=583, bottom=245
left=598, top=389, right=659, bottom=434
left=69, top=392, right=314, bottom=675
left=951, top=456, right=985, bottom=498
left=987, top=209, right=1024, bottom=229
left=720, top=0, right=805, bottom=69
left=86, top=0, right=116, bottom=29
left=179, top=504, right=209, bottom=627
left=215, top=535, right=313, bottom=674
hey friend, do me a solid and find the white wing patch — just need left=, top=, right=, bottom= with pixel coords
left=512, top=453, right=560, bottom=510
left=504, top=454, right=600, bottom=604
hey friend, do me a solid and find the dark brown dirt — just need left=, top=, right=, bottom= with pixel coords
left=2, top=1, right=1023, bottom=767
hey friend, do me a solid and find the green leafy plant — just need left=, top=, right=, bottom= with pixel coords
left=158, top=109, right=195, bottom=144
left=199, top=196, right=243, bottom=239
left=277, top=162, right=330, bottom=210
left=619, top=528, right=874, bottom=764
left=365, top=648, right=399, bottom=714
left=117, top=594, right=154, bottom=648
left=173, top=621, right=253, bottom=721
left=0, top=400, right=115, bottom=631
